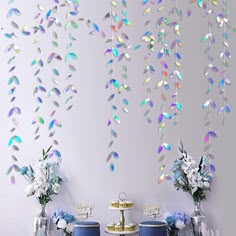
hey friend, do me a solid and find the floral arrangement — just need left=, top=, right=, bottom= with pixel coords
left=52, top=210, right=77, bottom=236
left=163, top=211, right=190, bottom=236
left=20, top=146, right=63, bottom=205
left=172, top=141, right=214, bottom=203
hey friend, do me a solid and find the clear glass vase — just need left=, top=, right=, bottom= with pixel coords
left=34, top=204, right=50, bottom=236
left=191, top=201, right=207, bottom=236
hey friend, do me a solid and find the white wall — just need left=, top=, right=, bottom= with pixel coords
left=0, top=1, right=235, bottom=235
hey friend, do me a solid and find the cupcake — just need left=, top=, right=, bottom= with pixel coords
left=129, top=223, right=136, bottom=231
left=124, top=224, right=132, bottom=231
left=119, top=201, right=127, bottom=208
left=114, top=224, right=123, bottom=231
left=111, top=200, right=119, bottom=208
left=107, top=223, right=115, bottom=231
left=126, top=201, right=134, bottom=208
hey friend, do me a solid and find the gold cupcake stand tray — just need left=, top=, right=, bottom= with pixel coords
left=105, top=193, right=139, bottom=236
left=105, top=229, right=139, bottom=235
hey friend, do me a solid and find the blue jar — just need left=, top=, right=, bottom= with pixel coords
left=73, top=221, right=100, bottom=236
left=139, top=221, right=167, bottom=236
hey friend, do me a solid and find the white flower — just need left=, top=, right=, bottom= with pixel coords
left=25, top=184, right=35, bottom=196
left=66, top=222, right=74, bottom=233
left=52, top=183, right=61, bottom=194
left=57, top=219, right=67, bottom=229
left=203, top=181, right=210, bottom=188
left=175, top=220, right=185, bottom=230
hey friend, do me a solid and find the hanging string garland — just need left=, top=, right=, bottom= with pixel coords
left=217, top=1, right=231, bottom=124
left=141, top=0, right=155, bottom=125
left=104, top=0, right=132, bottom=171
left=159, top=0, right=183, bottom=183
left=201, top=0, right=218, bottom=158
left=64, top=1, right=79, bottom=111
left=156, top=0, right=179, bottom=183
left=6, top=0, right=22, bottom=184
left=31, top=3, right=47, bottom=142
left=46, top=0, right=66, bottom=155
left=120, top=0, right=130, bottom=115
left=141, top=1, right=183, bottom=183
left=196, top=0, right=232, bottom=162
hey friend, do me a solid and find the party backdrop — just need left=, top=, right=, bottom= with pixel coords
left=0, top=0, right=235, bottom=235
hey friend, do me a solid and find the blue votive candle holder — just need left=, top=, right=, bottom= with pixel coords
left=139, top=221, right=167, bottom=236
left=73, top=221, right=100, bottom=236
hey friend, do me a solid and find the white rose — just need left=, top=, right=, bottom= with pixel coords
left=25, top=184, right=35, bottom=196
left=57, top=219, right=67, bottom=229
left=175, top=220, right=185, bottom=230
left=197, top=181, right=204, bottom=188
left=52, top=183, right=61, bottom=194
left=203, top=181, right=210, bottom=188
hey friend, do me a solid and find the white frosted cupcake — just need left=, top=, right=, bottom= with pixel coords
left=107, top=223, right=115, bottom=231
left=111, top=200, right=119, bottom=208
left=114, top=224, right=122, bottom=231
left=119, top=201, right=127, bottom=208
left=126, top=201, right=134, bottom=208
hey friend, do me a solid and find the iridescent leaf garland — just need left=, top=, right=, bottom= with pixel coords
left=216, top=1, right=231, bottom=124
left=141, top=0, right=155, bottom=125
left=105, top=0, right=121, bottom=172
left=156, top=0, right=176, bottom=183
left=159, top=1, right=184, bottom=183
left=31, top=3, right=46, bottom=142
left=120, top=0, right=131, bottom=116
left=199, top=1, right=230, bottom=160
left=46, top=1, right=64, bottom=151
left=189, top=0, right=232, bottom=168
left=64, top=1, right=79, bottom=112
left=104, top=0, right=133, bottom=171
left=6, top=0, right=22, bottom=184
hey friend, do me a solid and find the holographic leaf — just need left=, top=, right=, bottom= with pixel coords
left=11, top=176, right=16, bottom=185
left=159, top=114, right=164, bottom=123
left=110, top=163, right=115, bottom=172
left=123, top=18, right=131, bottom=26
left=48, top=88, right=61, bottom=97
left=158, top=122, right=165, bottom=131
left=141, top=98, right=150, bottom=106
left=46, top=9, right=52, bottom=19
left=51, top=150, right=61, bottom=158
left=8, top=107, right=21, bottom=117
left=11, top=155, right=18, bottom=162
left=113, top=115, right=120, bottom=124
left=12, top=145, right=20, bottom=151
left=225, top=106, right=231, bottom=113
left=158, top=145, right=163, bottom=154
left=163, top=143, right=171, bottom=151
left=38, top=117, right=45, bottom=124
left=158, top=174, right=166, bottom=184
left=205, top=131, right=217, bottom=143
left=144, top=7, right=151, bottom=15
left=210, top=164, right=216, bottom=172
left=49, top=119, right=55, bottom=130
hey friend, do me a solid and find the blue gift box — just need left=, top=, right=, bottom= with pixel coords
left=139, top=221, right=167, bottom=236
left=73, top=221, right=100, bottom=236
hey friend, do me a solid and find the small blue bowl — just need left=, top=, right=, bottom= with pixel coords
left=73, top=221, right=100, bottom=236
left=139, top=221, right=167, bottom=236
